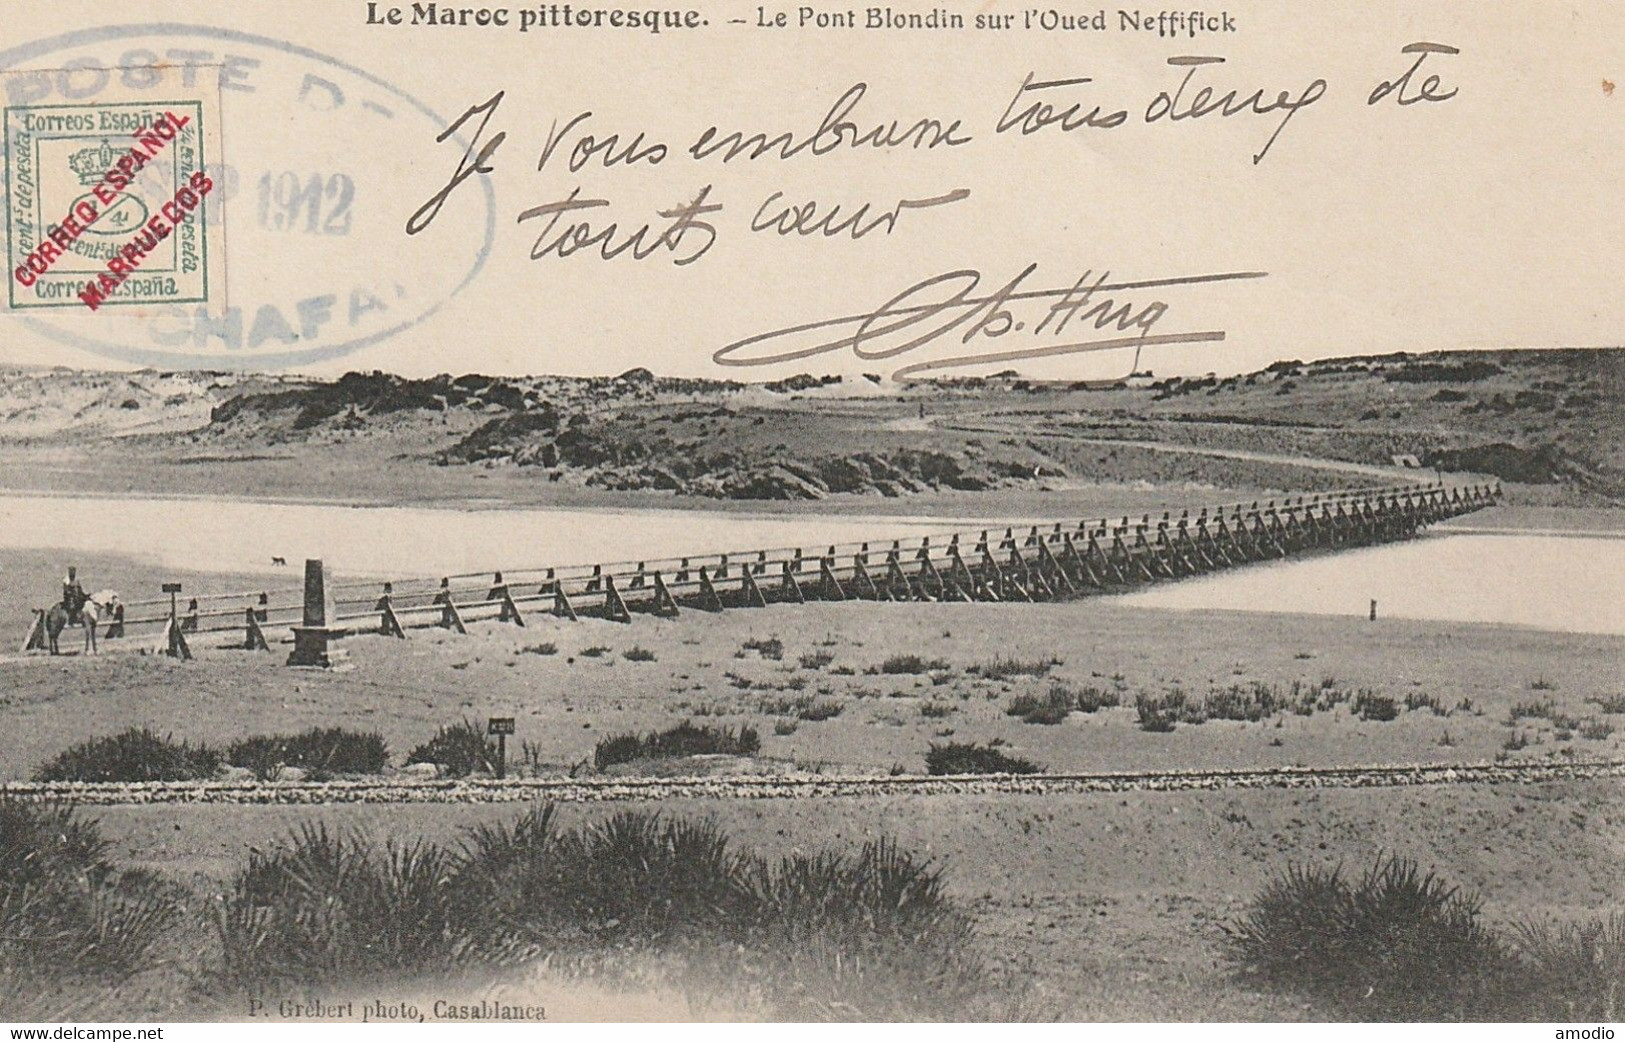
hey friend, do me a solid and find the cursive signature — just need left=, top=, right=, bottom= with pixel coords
left=712, top=265, right=1267, bottom=382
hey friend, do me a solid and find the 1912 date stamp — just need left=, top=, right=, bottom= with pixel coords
left=5, top=98, right=211, bottom=310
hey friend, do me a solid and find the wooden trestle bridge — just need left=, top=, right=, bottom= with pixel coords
left=21, top=481, right=1501, bottom=656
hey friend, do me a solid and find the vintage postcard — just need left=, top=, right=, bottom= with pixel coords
left=0, top=0, right=1620, bottom=1030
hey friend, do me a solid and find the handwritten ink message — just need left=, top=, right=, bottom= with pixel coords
left=406, top=42, right=1459, bottom=378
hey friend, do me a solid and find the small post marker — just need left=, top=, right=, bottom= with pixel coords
left=1370, top=599, right=1378, bottom=621
left=487, top=717, right=515, bottom=779
left=159, top=583, right=192, bottom=660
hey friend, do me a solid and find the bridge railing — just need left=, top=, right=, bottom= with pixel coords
left=20, top=480, right=1500, bottom=652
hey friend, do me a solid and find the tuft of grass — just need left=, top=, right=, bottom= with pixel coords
left=518, top=642, right=558, bottom=656
left=918, top=701, right=954, bottom=719
left=1509, top=698, right=1557, bottom=722
left=227, top=727, right=388, bottom=779
left=1134, top=691, right=1179, bottom=732
left=578, top=645, right=611, bottom=658
left=797, top=650, right=835, bottom=670
left=1007, top=684, right=1077, bottom=725
left=594, top=721, right=761, bottom=769
left=1503, top=730, right=1532, bottom=751
left=1225, top=855, right=1514, bottom=1020
left=1070, top=683, right=1121, bottom=713
left=1577, top=718, right=1615, bottom=741
left=874, top=654, right=949, bottom=676
left=738, top=636, right=784, bottom=661
left=772, top=719, right=799, bottom=736
left=925, top=741, right=1042, bottom=776
left=797, top=699, right=844, bottom=722
left=1403, top=691, right=1445, bottom=716
left=622, top=645, right=657, bottom=662
left=1352, top=691, right=1400, bottom=722
left=1529, top=677, right=1558, bottom=691
left=405, top=720, right=497, bottom=778
left=970, top=656, right=1058, bottom=681
left=35, top=727, right=220, bottom=783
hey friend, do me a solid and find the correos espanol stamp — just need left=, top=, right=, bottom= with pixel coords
left=5, top=99, right=211, bottom=311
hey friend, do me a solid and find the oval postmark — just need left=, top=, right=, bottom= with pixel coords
left=0, top=24, right=494, bottom=370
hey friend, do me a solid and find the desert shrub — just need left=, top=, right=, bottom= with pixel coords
left=757, top=693, right=813, bottom=716
left=1578, top=718, right=1615, bottom=741
left=918, top=701, right=954, bottom=719
left=217, top=823, right=460, bottom=985
left=797, top=700, right=844, bottom=722
left=773, top=719, right=799, bottom=736
left=797, top=650, right=835, bottom=670
left=1072, top=684, right=1121, bottom=713
left=405, top=720, right=497, bottom=778
left=593, top=721, right=760, bottom=769
left=1509, top=914, right=1625, bottom=1021
left=456, top=807, right=987, bottom=1018
left=1529, top=676, right=1558, bottom=691
left=1352, top=692, right=1400, bottom=722
left=970, top=656, right=1057, bottom=681
left=518, top=642, right=558, bottom=656
left=1226, top=856, right=1515, bottom=1020
left=1134, top=692, right=1178, bottom=732
left=1509, top=698, right=1556, bottom=721
left=1203, top=682, right=1283, bottom=722
left=0, top=800, right=181, bottom=985
left=1008, top=684, right=1076, bottom=725
left=578, top=645, right=611, bottom=658
left=925, top=742, right=1041, bottom=775
left=739, top=636, right=784, bottom=660
left=1588, top=694, right=1625, bottom=714
left=227, top=727, right=388, bottom=778
left=35, top=727, right=220, bottom=783
left=875, top=653, right=948, bottom=676
left=1403, top=691, right=1445, bottom=715
left=1005, top=693, right=1042, bottom=717
left=1504, top=731, right=1532, bottom=751
left=622, top=645, right=657, bottom=662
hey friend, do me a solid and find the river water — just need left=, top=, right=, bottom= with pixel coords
left=1, top=493, right=1619, bottom=636
left=1121, top=532, right=1625, bottom=636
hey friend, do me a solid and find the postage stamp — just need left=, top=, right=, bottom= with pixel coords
left=4, top=97, right=211, bottom=310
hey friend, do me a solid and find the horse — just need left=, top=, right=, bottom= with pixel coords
left=44, top=592, right=112, bottom=655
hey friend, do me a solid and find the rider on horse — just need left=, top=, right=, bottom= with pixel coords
left=62, top=566, right=87, bottom=625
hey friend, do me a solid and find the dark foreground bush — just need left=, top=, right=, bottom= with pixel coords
left=34, top=727, right=220, bottom=782
left=1510, top=913, right=1625, bottom=1021
left=925, top=741, right=1041, bottom=776
left=0, top=801, right=182, bottom=994
left=219, top=806, right=988, bottom=1019
left=218, top=823, right=460, bottom=984
left=406, top=720, right=497, bottom=777
left=1227, top=855, right=1524, bottom=1020
left=594, top=720, right=761, bottom=770
left=227, top=727, right=389, bottom=778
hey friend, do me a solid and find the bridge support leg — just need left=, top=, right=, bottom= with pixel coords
left=603, top=576, right=632, bottom=624
left=379, top=597, right=407, bottom=638
left=498, top=588, right=526, bottom=626
left=652, top=572, right=681, bottom=618
left=161, top=613, right=193, bottom=661
left=244, top=608, right=270, bottom=652
left=698, top=568, right=726, bottom=613
left=21, top=609, right=47, bottom=653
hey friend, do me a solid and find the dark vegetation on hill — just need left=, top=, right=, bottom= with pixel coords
left=8, top=348, right=1617, bottom=502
